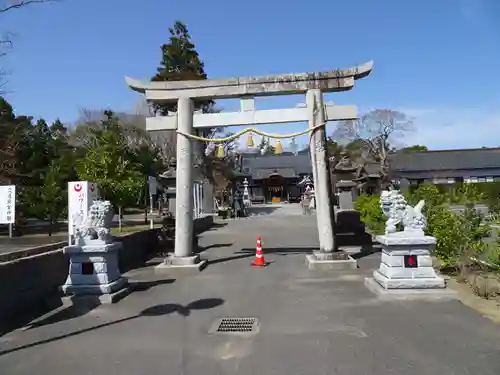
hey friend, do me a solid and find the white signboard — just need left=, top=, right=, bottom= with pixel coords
left=68, top=181, right=98, bottom=235
left=148, top=176, right=159, bottom=196
left=0, top=185, right=16, bottom=224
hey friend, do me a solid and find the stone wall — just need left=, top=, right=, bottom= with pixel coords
left=0, top=241, right=68, bottom=263
left=0, top=248, right=68, bottom=334
left=0, top=216, right=213, bottom=334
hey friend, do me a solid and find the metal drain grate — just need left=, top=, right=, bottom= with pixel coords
left=210, top=317, right=259, bottom=335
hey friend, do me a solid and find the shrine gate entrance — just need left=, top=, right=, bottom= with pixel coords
left=125, top=61, right=373, bottom=269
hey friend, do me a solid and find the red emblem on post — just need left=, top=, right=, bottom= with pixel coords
left=90, top=183, right=95, bottom=192
left=404, top=255, right=418, bottom=268
left=73, top=183, right=82, bottom=192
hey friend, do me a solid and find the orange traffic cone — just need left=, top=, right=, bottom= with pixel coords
left=252, top=235, right=267, bottom=267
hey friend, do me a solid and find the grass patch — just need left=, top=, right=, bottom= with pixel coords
left=111, top=224, right=160, bottom=236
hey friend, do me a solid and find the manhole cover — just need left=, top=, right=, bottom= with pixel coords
left=209, top=317, right=259, bottom=335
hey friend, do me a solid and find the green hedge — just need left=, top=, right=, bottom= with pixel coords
left=356, top=183, right=492, bottom=269
left=354, top=194, right=385, bottom=235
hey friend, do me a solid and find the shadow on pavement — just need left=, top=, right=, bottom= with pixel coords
left=0, top=297, right=224, bottom=357
left=207, top=243, right=382, bottom=265
left=203, top=222, right=228, bottom=232
left=25, top=299, right=101, bottom=330
left=208, top=247, right=318, bottom=265
left=246, top=206, right=280, bottom=216
left=24, top=278, right=176, bottom=330
left=335, top=232, right=373, bottom=248
left=239, top=247, right=318, bottom=255
left=0, top=296, right=65, bottom=337
left=129, top=278, right=175, bottom=292
left=141, top=297, right=223, bottom=317
left=350, top=244, right=381, bottom=260
left=195, top=242, right=233, bottom=254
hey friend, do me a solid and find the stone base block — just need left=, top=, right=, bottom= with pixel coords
left=305, top=251, right=358, bottom=270
left=61, top=277, right=129, bottom=304
left=63, top=242, right=124, bottom=298
left=65, top=286, right=131, bottom=305
left=373, top=270, right=445, bottom=289
left=372, top=232, right=454, bottom=295
left=155, top=254, right=207, bottom=272
left=365, top=277, right=458, bottom=301
left=374, top=268, right=446, bottom=288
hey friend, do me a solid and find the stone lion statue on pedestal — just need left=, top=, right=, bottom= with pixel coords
left=380, top=189, right=427, bottom=235
left=75, top=200, right=114, bottom=245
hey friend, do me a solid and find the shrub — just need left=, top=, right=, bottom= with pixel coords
left=355, top=183, right=492, bottom=271
left=407, top=184, right=490, bottom=269
left=487, top=237, right=500, bottom=270
left=354, top=194, right=385, bottom=234
left=462, top=204, right=491, bottom=253
left=426, top=199, right=488, bottom=272
left=481, top=181, right=500, bottom=215
left=425, top=206, right=465, bottom=268
left=407, top=182, right=446, bottom=208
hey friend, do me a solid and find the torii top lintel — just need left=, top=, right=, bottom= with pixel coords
left=125, top=61, right=373, bottom=102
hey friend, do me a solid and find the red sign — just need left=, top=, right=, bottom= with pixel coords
left=73, top=183, right=82, bottom=192
left=90, top=183, right=95, bottom=192
left=404, top=255, right=418, bottom=268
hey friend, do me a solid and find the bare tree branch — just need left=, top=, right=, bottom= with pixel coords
left=132, top=99, right=178, bottom=169
left=70, top=106, right=178, bottom=174
left=333, top=109, right=414, bottom=184
left=0, top=0, right=55, bottom=13
left=0, top=1, right=58, bottom=93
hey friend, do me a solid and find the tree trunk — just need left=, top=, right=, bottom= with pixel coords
left=144, top=176, right=148, bottom=224
left=118, top=206, right=123, bottom=232
left=48, top=216, right=53, bottom=236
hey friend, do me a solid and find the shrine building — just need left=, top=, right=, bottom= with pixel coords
left=233, top=146, right=500, bottom=204
left=235, top=150, right=313, bottom=203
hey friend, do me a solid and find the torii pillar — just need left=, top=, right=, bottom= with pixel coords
left=307, top=89, right=334, bottom=252
left=125, top=61, right=373, bottom=270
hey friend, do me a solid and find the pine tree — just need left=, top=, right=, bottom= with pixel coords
left=152, top=21, right=214, bottom=115
left=0, top=97, right=32, bottom=183
left=258, top=137, right=275, bottom=155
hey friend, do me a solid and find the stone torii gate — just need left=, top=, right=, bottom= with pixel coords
left=125, top=61, right=373, bottom=270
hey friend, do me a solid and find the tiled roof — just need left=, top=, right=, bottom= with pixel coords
left=240, top=147, right=500, bottom=180
left=241, top=152, right=312, bottom=178
left=253, top=168, right=298, bottom=179
left=390, top=148, right=500, bottom=171
left=394, top=169, right=500, bottom=179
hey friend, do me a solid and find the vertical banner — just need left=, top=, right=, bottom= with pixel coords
left=0, top=185, right=16, bottom=224
left=193, top=183, right=198, bottom=218
left=148, top=176, right=158, bottom=214
left=68, top=181, right=99, bottom=236
left=148, top=176, right=158, bottom=196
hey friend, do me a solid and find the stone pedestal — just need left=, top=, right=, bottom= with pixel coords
left=155, top=253, right=207, bottom=272
left=365, top=232, right=457, bottom=300
left=305, top=250, right=358, bottom=270
left=335, top=180, right=357, bottom=210
left=61, top=242, right=129, bottom=303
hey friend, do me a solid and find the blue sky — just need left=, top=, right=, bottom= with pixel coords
left=2, top=0, right=500, bottom=150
